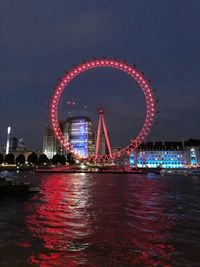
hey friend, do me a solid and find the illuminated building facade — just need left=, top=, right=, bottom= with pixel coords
left=43, top=116, right=94, bottom=159
left=63, top=117, right=94, bottom=158
left=184, top=139, right=200, bottom=166
left=130, top=139, right=200, bottom=168
left=43, top=124, right=63, bottom=159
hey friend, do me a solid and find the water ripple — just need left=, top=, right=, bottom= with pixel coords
left=1, top=173, right=200, bottom=266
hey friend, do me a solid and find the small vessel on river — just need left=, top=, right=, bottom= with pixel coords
left=0, top=178, right=39, bottom=196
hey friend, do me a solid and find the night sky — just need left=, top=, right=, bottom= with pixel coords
left=1, top=0, right=200, bottom=150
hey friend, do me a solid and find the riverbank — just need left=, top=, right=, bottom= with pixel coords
left=0, top=166, right=35, bottom=172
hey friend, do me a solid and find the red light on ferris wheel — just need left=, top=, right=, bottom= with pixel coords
left=50, top=58, right=157, bottom=162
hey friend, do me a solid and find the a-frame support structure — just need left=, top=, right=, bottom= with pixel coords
left=95, top=108, right=113, bottom=161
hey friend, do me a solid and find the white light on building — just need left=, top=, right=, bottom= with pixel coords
left=6, top=126, right=11, bottom=154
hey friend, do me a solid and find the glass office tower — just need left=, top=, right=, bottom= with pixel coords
left=64, top=117, right=94, bottom=158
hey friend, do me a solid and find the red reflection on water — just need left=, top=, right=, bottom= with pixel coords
left=25, top=174, right=93, bottom=266
left=23, top=174, right=175, bottom=266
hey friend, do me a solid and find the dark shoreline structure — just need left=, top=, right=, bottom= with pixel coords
left=34, top=164, right=162, bottom=174
left=0, top=183, right=30, bottom=196
left=0, top=139, right=199, bottom=171
left=0, top=166, right=35, bottom=172
left=0, top=179, right=39, bottom=196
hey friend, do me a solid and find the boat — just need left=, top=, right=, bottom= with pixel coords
left=0, top=178, right=39, bottom=195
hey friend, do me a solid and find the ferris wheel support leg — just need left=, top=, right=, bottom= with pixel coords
left=101, top=115, right=113, bottom=160
left=95, top=114, right=102, bottom=160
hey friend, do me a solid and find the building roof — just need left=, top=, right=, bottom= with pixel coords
left=139, top=138, right=200, bottom=150
left=184, top=139, right=200, bottom=146
left=66, top=116, right=93, bottom=123
left=139, top=141, right=183, bottom=150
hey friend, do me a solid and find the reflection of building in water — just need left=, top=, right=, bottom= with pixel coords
left=130, top=139, right=200, bottom=168
left=43, top=116, right=95, bottom=159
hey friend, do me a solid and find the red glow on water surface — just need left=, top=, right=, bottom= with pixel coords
left=23, top=174, right=175, bottom=266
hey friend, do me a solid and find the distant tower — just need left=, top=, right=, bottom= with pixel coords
left=10, top=137, right=18, bottom=152
left=6, top=126, right=11, bottom=154
left=95, top=108, right=113, bottom=160
left=18, top=138, right=25, bottom=151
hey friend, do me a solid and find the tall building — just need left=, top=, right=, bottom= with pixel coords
left=10, top=137, right=18, bottom=152
left=43, top=116, right=95, bottom=159
left=43, top=123, right=63, bottom=159
left=9, top=137, right=26, bottom=153
left=63, top=116, right=94, bottom=158
left=18, top=138, right=25, bottom=151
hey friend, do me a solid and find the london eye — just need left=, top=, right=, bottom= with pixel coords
left=50, top=58, right=156, bottom=163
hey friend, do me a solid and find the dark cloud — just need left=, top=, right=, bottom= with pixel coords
left=0, top=0, right=200, bottom=150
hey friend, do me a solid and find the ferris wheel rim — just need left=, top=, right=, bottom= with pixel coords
left=50, top=58, right=156, bottom=162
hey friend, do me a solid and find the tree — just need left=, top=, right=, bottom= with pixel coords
left=52, top=154, right=61, bottom=165
left=5, top=153, right=15, bottom=164
left=27, top=152, right=38, bottom=165
left=51, top=154, right=67, bottom=165
left=38, top=154, right=49, bottom=165
left=16, top=154, right=25, bottom=165
left=0, top=153, right=3, bottom=164
left=60, top=155, right=67, bottom=165
left=67, top=153, right=75, bottom=165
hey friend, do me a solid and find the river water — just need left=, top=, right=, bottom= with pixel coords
left=0, top=172, right=200, bottom=267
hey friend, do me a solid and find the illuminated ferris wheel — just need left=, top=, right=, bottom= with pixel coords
left=50, top=58, right=156, bottom=163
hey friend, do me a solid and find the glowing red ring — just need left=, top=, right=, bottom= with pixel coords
left=50, top=58, right=156, bottom=161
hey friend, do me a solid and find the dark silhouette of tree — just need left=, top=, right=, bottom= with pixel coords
left=38, top=154, right=49, bottom=165
left=16, top=154, right=25, bottom=165
left=51, top=154, right=67, bottom=165
left=67, top=153, right=75, bottom=165
left=60, top=155, right=67, bottom=165
left=0, top=153, right=3, bottom=164
left=27, top=152, right=38, bottom=165
left=5, top=153, right=15, bottom=164
left=52, top=154, right=60, bottom=165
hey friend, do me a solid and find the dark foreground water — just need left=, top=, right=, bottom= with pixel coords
left=0, top=172, right=200, bottom=267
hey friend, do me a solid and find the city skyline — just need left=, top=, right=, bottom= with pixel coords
left=1, top=1, right=200, bottom=150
